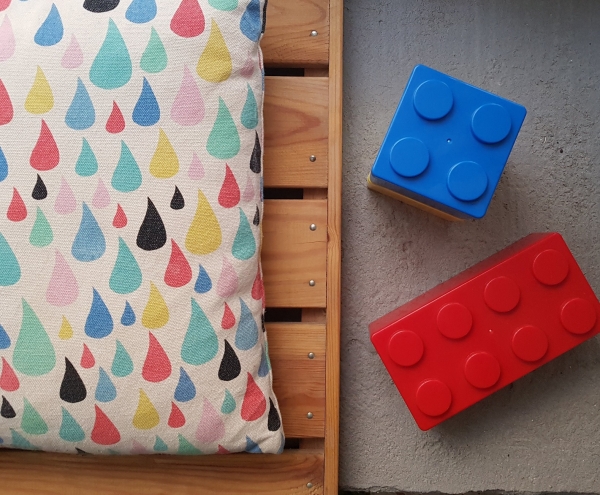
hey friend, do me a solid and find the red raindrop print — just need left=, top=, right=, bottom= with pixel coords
left=0, top=79, right=13, bottom=125
left=251, top=268, right=264, bottom=300
left=221, top=303, right=235, bottom=330
left=81, top=344, right=95, bottom=369
left=218, top=164, right=240, bottom=208
left=30, top=120, right=59, bottom=171
left=113, top=204, right=127, bottom=228
left=142, top=332, right=172, bottom=383
left=106, top=101, right=125, bottom=134
left=217, top=445, right=230, bottom=455
left=91, top=405, right=121, bottom=445
left=0, top=357, right=19, bottom=392
left=7, top=188, right=27, bottom=222
left=0, top=0, right=10, bottom=12
left=168, top=401, right=185, bottom=428
left=241, top=373, right=266, bottom=422
left=164, top=239, right=192, bottom=288
left=171, top=0, right=205, bottom=38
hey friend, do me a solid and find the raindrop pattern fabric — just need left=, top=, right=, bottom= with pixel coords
left=0, top=0, right=281, bottom=455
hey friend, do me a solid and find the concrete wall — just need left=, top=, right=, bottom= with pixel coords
left=340, top=1, right=600, bottom=493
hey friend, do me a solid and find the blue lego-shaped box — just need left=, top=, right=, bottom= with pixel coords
left=368, top=65, right=527, bottom=220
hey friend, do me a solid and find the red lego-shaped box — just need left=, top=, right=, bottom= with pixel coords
left=370, top=233, right=600, bottom=431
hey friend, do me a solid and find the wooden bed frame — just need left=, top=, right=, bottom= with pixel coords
left=0, top=0, right=343, bottom=493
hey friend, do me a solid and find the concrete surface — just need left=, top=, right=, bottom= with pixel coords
left=340, top=1, right=600, bottom=493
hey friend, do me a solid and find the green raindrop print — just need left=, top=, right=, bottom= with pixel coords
left=177, top=434, right=202, bottom=455
left=0, top=232, right=21, bottom=286
left=59, top=407, right=86, bottom=442
left=181, top=298, right=218, bottom=365
left=112, top=340, right=134, bottom=377
left=90, top=19, right=132, bottom=90
left=232, top=208, right=256, bottom=260
left=206, top=98, right=240, bottom=160
left=140, top=27, right=167, bottom=73
left=29, top=207, right=53, bottom=247
left=154, top=435, right=168, bottom=452
left=241, top=84, right=258, bottom=129
left=75, top=138, right=98, bottom=177
left=221, top=389, right=236, bottom=414
left=21, top=398, right=48, bottom=435
left=11, top=429, right=37, bottom=450
left=109, top=238, right=142, bottom=294
left=13, top=300, right=56, bottom=376
left=112, top=141, right=142, bottom=192
left=209, top=0, right=238, bottom=10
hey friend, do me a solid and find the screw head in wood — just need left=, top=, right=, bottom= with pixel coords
left=309, top=280, right=315, bottom=287
left=310, top=224, right=317, bottom=231
left=307, top=412, right=313, bottom=419
left=308, top=352, right=315, bottom=359
left=307, top=482, right=314, bottom=488
left=310, top=30, right=318, bottom=37
left=309, top=155, right=317, bottom=162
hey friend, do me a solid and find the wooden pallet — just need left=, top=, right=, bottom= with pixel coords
left=0, top=0, right=343, bottom=493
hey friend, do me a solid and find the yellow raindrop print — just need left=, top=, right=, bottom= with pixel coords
left=58, top=316, right=73, bottom=340
left=142, top=282, right=169, bottom=329
left=197, top=20, right=232, bottom=83
left=149, top=129, right=179, bottom=179
left=185, top=190, right=222, bottom=255
left=25, top=67, right=54, bottom=114
left=133, top=389, right=160, bottom=430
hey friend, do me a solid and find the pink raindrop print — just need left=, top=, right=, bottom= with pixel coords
left=46, top=251, right=79, bottom=307
left=240, top=52, right=254, bottom=78
left=0, top=357, right=19, bottom=392
left=62, top=34, right=83, bottom=69
left=54, top=178, right=77, bottom=215
left=164, top=239, right=192, bottom=288
left=113, top=204, right=127, bottom=228
left=142, top=332, right=172, bottom=383
left=0, top=79, right=13, bottom=126
left=218, top=164, right=240, bottom=208
left=131, top=440, right=150, bottom=454
left=217, top=257, right=238, bottom=299
left=241, top=171, right=255, bottom=202
left=92, top=179, right=110, bottom=209
left=196, top=398, right=225, bottom=444
left=171, top=66, right=204, bottom=126
left=241, top=373, right=266, bottom=421
left=30, top=120, right=59, bottom=171
left=188, top=152, right=204, bottom=180
left=7, top=188, right=27, bottom=222
left=0, top=16, right=15, bottom=62
left=170, top=0, right=205, bottom=38
left=81, top=344, right=95, bottom=369
left=91, top=405, right=121, bottom=445
left=168, top=401, right=185, bottom=428
left=221, top=303, right=235, bottom=330
left=106, top=101, right=125, bottom=134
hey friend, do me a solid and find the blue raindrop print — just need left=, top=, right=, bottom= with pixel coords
left=85, top=289, right=114, bottom=339
left=0, top=324, right=10, bottom=349
left=235, top=299, right=258, bottom=351
left=126, top=0, right=157, bottom=23
left=95, top=367, right=117, bottom=402
left=258, top=344, right=269, bottom=377
left=174, top=367, right=196, bottom=402
left=72, top=203, right=106, bottom=262
left=121, top=301, right=136, bottom=326
left=34, top=4, right=64, bottom=46
left=0, top=147, right=7, bottom=182
left=240, top=0, right=261, bottom=42
left=132, top=77, right=160, bottom=126
left=194, top=265, right=212, bottom=294
left=245, top=436, right=262, bottom=453
left=65, top=78, right=95, bottom=130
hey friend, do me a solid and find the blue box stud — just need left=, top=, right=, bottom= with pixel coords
left=368, top=65, right=527, bottom=220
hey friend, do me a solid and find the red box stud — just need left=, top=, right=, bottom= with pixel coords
left=369, top=233, right=600, bottom=430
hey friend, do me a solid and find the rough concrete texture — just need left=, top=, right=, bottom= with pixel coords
left=340, top=1, right=600, bottom=493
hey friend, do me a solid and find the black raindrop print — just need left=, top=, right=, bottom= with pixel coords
left=261, top=313, right=266, bottom=333
left=76, top=448, right=90, bottom=455
left=60, top=358, right=87, bottom=403
left=261, top=0, right=268, bottom=34
left=1, top=396, right=16, bottom=419
left=253, top=206, right=260, bottom=226
left=137, top=198, right=167, bottom=251
left=83, top=0, right=120, bottom=13
left=267, top=399, right=281, bottom=431
left=170, top=186, right=185, bottom=210
left=218, top=340, right=241, bottom=382
left=32, top=174, right=48, bottom=200
left=249, top=131, right=261, bottom=174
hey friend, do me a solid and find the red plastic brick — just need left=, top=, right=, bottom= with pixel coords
left=369, top=233, right=600, bottom=430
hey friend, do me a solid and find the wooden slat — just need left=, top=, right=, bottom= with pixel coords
left=269, top=323, right=326, bottom=438
left=264, top=77, right=329, bottom=188
left=262, top=0, right=329, bottom=68
left=0, top=450, right=324, bottom=495
left=262, top=200, right=327, bottom=308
